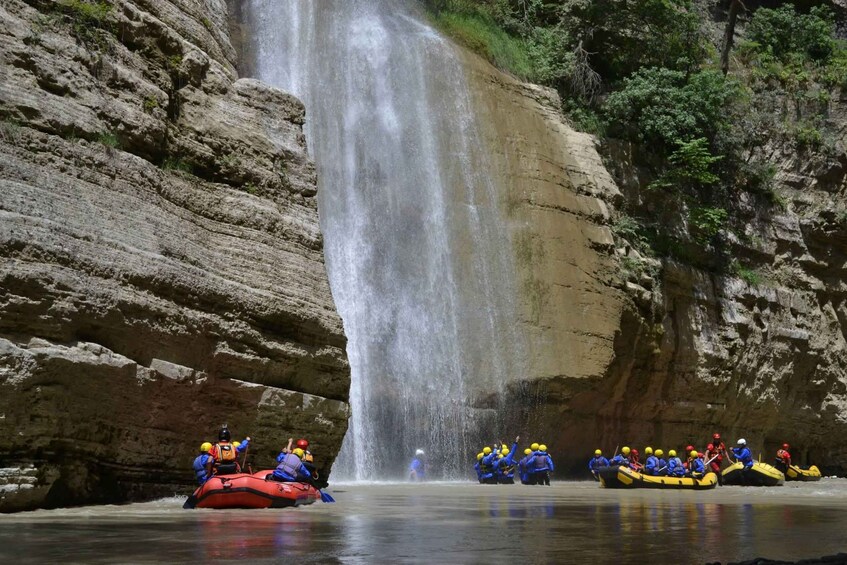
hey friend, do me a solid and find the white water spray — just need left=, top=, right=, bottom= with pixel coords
left=246, top=0, right=520, bottom=479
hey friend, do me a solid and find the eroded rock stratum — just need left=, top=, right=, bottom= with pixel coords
left=461, top=48, right=847, bottom=475
left=0, top=0, right=349, bottom=511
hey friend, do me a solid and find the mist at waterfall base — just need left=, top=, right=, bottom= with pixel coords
left=247, top=0, right=524, bottom=480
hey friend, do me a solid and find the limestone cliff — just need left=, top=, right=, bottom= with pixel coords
left=0, top=0, right=349, bottom=511
left=461, top=48, right=847, bottom=475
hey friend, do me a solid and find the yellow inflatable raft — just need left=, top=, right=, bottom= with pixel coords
left=785, top=465, right=822, bottom=482
left=598, top=465, right=718, bottom=490
left=722, top=461, right=784, bottom=486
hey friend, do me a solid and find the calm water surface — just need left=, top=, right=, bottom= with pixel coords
left=1, top=481, right=846, bottom=563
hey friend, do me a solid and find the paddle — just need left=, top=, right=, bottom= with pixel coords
left=183, top=489, right=199, bottom=509
left=306, top=477, right=335, bottom=503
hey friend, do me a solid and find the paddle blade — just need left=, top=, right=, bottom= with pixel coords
left=319, top=490, right=335, bottom=503
left=183, top=495, right=198, bottom=509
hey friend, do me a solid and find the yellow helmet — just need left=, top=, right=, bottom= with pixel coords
left=530, top=443, right=539, bottom=451
left=645, top=447, right=653, bottom=455
left=655, top=449, right=664, bottom=457
left=477, top=452, right=484, bottom=460
left=501, top=449, right=510, bottom=456
left=669, top=450, right=677, bottom=457
left=483, top=447, right=492, bottom=455
left=233, top=441, right=241, bottom=448
left=200, top=442, right=212, bottom=453
left=621, top=446, right=631, bottom=455
left=539, top=444, right=547, bottom=452
left=690, top=450, right=698, bottom=458
left=293, top=448, right=305, bottom=458
left=594, top=449, right=602, bottom=456
left=524, top=448, right=532, bottom=455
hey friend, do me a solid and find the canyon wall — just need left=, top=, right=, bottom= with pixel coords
left=461, top=48, right=847, bottom=475
left=0, top=0, right=349, bottom=511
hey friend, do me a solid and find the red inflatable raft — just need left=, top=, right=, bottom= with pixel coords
left=184, top=471, right=321, bottom=509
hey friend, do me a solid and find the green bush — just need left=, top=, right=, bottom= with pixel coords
left=649, top=138, right=722, bottom=191
left=604, top=68, right=738, bottom=154
left=746, top=6, right=836, bottom=63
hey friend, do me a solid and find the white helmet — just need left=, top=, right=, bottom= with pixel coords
left=737, top=438, right=746, bottom=446
left=415, top=449, right=425, bottom=456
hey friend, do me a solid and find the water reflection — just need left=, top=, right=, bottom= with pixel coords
left=1, top=484, right=846, bottom=563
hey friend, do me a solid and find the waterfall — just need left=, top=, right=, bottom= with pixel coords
left=246, top=0, right=521, bottom=479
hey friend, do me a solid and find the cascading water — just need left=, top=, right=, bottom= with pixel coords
left=246, top=0, right=522, bottom=479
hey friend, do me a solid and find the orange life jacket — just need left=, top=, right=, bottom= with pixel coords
left=303, top=451, right=314, bottom=463
left=215, top=442, right=237, bottom=463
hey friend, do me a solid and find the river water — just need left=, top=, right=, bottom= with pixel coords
left=2, top=482, right=846, bottom=563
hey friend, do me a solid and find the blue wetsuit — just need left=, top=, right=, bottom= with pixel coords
left=644, top=455, right=660, bottom=476
left=732, top=446, right=754, bottom=469
left=689, top=457, right=706, bottom=477
left=518, top=455, right=532, bottom=484
left=409, top=457, right=426, bottom=481
left=192, top=453, right=212, bottom=485
left=589, top=456, right=609, bottom=473
left=494, top=442, right=519, bottom=483
left=480, top=452, right=497, bottom=483
left=532, top=451, right=553, bottom=485
left=668, top=457, right=685, bottom=477
left=656, top=458, right=667, bottom=475
left=610, top=453, right=628, bottom=466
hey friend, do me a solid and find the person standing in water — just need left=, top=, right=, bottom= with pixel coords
left=409, top=449, right=426, bottom=481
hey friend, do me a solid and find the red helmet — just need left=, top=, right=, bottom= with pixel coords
left=631, top=449, right=639, bottom=456
left=713, top=433, right=721, bottom=440
left=782, top=443, right=789, bottom=450
left=685, top=445, right=694, bottom=453
left=707, top=443, right=714, bottom=451
left=296, top=439, right=309, bottom=449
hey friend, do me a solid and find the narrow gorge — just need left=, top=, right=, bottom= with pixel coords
left=0, top=0, right=845, bottom=513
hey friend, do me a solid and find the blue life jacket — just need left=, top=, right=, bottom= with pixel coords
left=732, top=447, right=754, bottom=468
left=610, top=454, right=628, bottom=466
left=644, top=455, right=660, bottom=475
left=274, top=452, right=310, bottom=481
left=532, top=451, right=552, bottom=473
left=656, top=458, right=667, bottom=475
left=668, top=457, right=685, bottom=477
left=495, top=442, right=519, bottom=478
left=193, top=453, right=211, bottom=484
left=689, top=457, right=706, bottom=475
left=589, top=456, right=609, bottom=471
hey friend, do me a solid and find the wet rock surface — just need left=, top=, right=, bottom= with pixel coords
left=0, top=0, right=349, bottom=511
left=460, top=47, right=847, bottom=476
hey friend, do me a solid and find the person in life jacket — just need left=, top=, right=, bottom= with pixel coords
left=494, top=436, right=520, bottom=484
left=206, top=427, right=250, bottom=476
left=409, top=449, right=427, bottom=481
left=519, top=448, right=534, bottom=484
left=532, top=444, right=554, bottom=486
left=687, top=450, right=706, bottom=479
left=654, top=449, right=667, bottom=476
left=643, top=447, right=660, bottom=476
left=667, top=450, right=685, bottom=477
left=479, top=446, right=498, bottom=484
left=193, top=442, right=213, bottom=485
left=704, top=435, right=726, bottom=484
left=589, top=449, right=609, bottom=479
left=611, top=446, right=630, bottom=466
left=628, top=448, right=642, bottom=471
left=732, top=438, right=754, bottom=469
left=272, top=447, right=312, bottom=482
left=682, top=445, right=695, bottom=471
left=774, top=443, right=792, bottom=473
left=474, top=452, right=485, bottom=483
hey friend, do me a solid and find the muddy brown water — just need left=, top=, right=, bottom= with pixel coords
left=1, top=481, right=845, bottom=563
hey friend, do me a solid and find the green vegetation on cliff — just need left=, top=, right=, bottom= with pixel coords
left=422, top=0, right=846, bottom=272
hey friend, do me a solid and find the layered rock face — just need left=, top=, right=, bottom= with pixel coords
left=0, top=0, right=349, bottom=511
left=461, top=49, right=847, bottom=474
